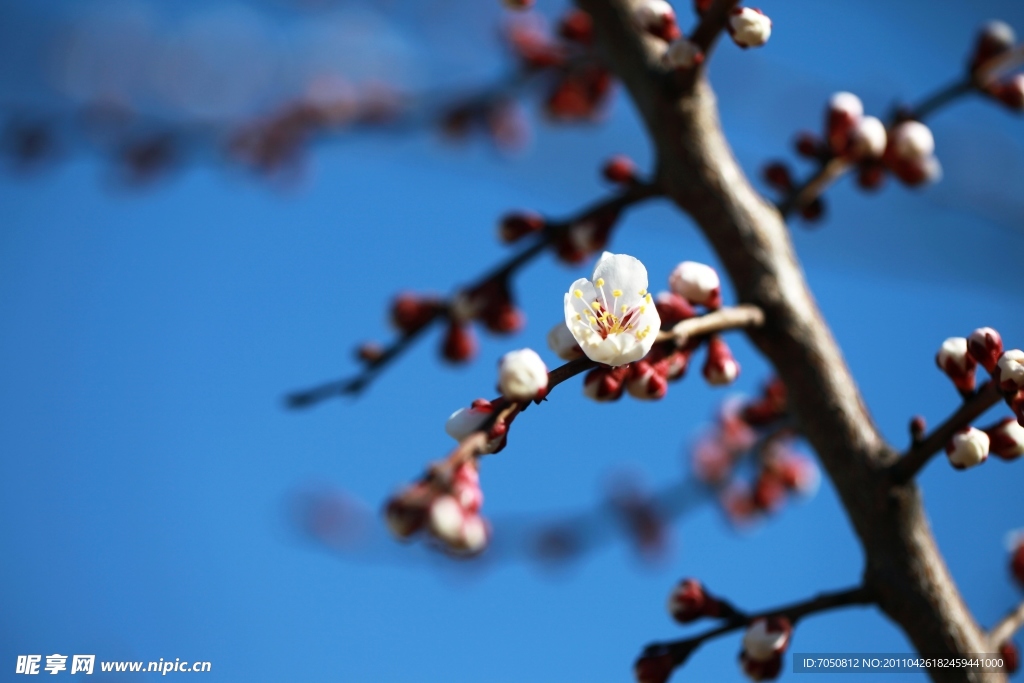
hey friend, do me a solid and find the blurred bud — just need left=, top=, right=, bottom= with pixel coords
left=452, top=461, right=483, bottom=513
left=602, top=154, right=638, bottom=185
left=945, top=426, right=990, bottom=470
left=441, top=321, right=477, bottom=363
left=752, top=470, right=787, bottom=512
left=794, top=131, right=823, bottom=159
left=669, top=261, right=721, bottom=308
left=826, top=92, right=864, bottom=155
left=996, top=350, right=1024, bottom=392
left=635, top=0, right=681, bottom=41
left=857, top=161, right=887, bottom=191
left=634, top=648, right=675, bottom=683
left=446, top=399, right=495, bottom=441
left=729, top=8, right=772, bottom=49
left=692, top=435, right=733, bottom=484
left=481, top=300, right=524, bottom=335
left=391, top=294, right=442, bottom=334
left=667, top=578, right=720, bottom=623
left=889, top=154, right=942, bottom=187
left=970, top=21, right=1016, bottom=74
left=740, top=617, right=791, bottom=680
left=999, top=641, right=1019, bottom=675
left=557, top=208, right=620, bottom=263
left=703, top=337, right=740, bottom=386
left=777, top=453, right=820, bottom=496
left=967, top=327, right=1004, bottom=373
left=1011, top=535, right=1024, bottom=588
left=664, top=38, right=704, bottom=69
left=910, top=415, right=927, bottom=442
left=800, top=197, right=826, bottom=223
left=495, top=215, right=544, bottom=246
left=384, top=484, right=433, bottom=539
left=558, top=9, right=594, bottom=44
left=984, top=417, right=1024, bottom=460
left=428, top=495, right=467, bottom=545
left=498, top=348, right=549, bottom=401
left=356, top=342, right=385, bottom=364
left=936, top=337, right=977, bottom=394
left=889, top=120, right=935, bottom=161
left=847, top=116, right=887, bottom=160
left=762, top=161, right=793, bottom=190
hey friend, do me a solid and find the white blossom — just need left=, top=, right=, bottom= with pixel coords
left=849, top=116, right=887, bottom=159
left=564, top=252, right=661, bottom=366
left=498, top=348, right=549, bottom=401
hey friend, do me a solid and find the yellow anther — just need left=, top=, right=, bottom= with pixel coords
left=576, top=314, right=582, bottom=321
left=621, top=304, right=628, bottom=313
left=640, top=305, right=646, bottom=313
left=612, top=289, right=623, bottom=298
left=639, top=289, right=647, bottom=297
left=574, top=289, right=583, bottom=299
left=595, top=278, right=605, bottom=287
left=587, top=315, right=597, bottom=324
left=645, top=293, right=653, bottom=304
left=591, top=301, right=602, bottom=310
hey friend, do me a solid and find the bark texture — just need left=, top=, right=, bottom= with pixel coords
left=576, top=1, right=1001, bottom=680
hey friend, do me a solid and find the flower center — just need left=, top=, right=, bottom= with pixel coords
left=574, top=281, right=653, bottom=342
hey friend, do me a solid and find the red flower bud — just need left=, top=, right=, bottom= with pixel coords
left=969, top=21, right=1016, bottom=74
left=602, top=154, right=638, bottom=185
left=967, top=327, right=1004, bottom=373
left=856, top=161, right=887, bottom=191
left=441, top=322, right=477, bottom=363
left=667, top=578, right=720, bottom=623
left=498, top=212, right=545, bottom=244
left=703, top=336, right=740, bottom=386
left=391, top=294, right=442, bottom=334
left=1000, top=641, right=1020, bottom=674
left=762, top=162, right=793, bottom=190
left=634, top=650, right=675, bottom=683
left=558, top=9, right=593, bottom=44
left=794, top=131, right=823, bottom=159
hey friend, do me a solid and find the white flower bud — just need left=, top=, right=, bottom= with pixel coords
left=664, top=38, right=703, bottom=69
left=890, top=120, right=934, bottom=161
left=669, top=261, right=721, bottom=307
left=849, top=115, right=887, bottom=159
left=729, top=7, right=772, bottom=48
left=829, top=92, right=864, bottom=120
left=547, top=322, right=584, bottom=360
left=428, top=495, right=466, bottom=545
left=945, top=427, right=990, bottom=469
left=937, top=337, right=972, bottom=373
left=987, top=417, right=1024, bottom=460
left=498, top=348, right=549, bottom=401
left=997, top=349, right=1024, bottom=391
left=458, top=514, right=489, bottom=554
left=445, top=404, right=490, bottom=441
left=635, top=0, right=674, bottom=30
left=742, top=618, right=791, bottom=661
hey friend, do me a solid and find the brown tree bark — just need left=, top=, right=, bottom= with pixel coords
left=576, top=1, right=1002, bottom=680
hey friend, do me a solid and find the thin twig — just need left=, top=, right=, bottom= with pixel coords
left=988, top=599, right=1024, bottom=648
left=656, top=303, right=765, bottom=344
left=284, top=182, right=662, bottom=408
left=647, top=585, right=873, bottom=664
left=889, top=381, right=1003, bottom=485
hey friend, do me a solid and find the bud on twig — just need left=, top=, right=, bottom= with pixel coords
left=669, top=261, right=721, bottom=308
left=441, top=321, right=477, bottom=363
left=970, top=21, right=1016, bottom=74
left=602, top=154, right=638, bottom=185
left=703, top=336, right=740, bottom=386
left=966, top=327, right=1003, bottom=373
left=936, top=337, right=977, bottom=395
left=667, top=578, right=721, bottom=623
left=945, top=426, right=990, bottom=470
left=635, top=0, right=681, bottom=42
left=728, top=8, right=772, bottom=49
left=498, top=212, right=545, bottom=244
left=996, top=350, right=1024, bottom=392
left=663, top=38, right=704, bottom=70
left=498, top=348, right=549, bottom=401
left=985, top=417, right=1024, bottom=460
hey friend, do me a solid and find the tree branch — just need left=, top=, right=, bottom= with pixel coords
left=889, top=381, right=1004, bottom=485
left=656, top=303, right=764, bottom=344
left=988, top=600, right=1024, bottom=649
left=578, top=0, right=999, bottom=679
left=690, top=0, right=741, bottom=57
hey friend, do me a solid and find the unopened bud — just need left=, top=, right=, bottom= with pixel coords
left=762, top=161, right=793, bottom=190
left=703, top=336, right=740, bottom=386
left=635, top=0, right=680, bottom=42
left=602, top=154, right=638, bottom=184
left=742, top=616, right=792, bottom=661
left=655, top=291, right=697, bottom=329
left=667, top=578, right=719, bottom=623
left=547, top=322, right=584, bottom=360
left=910, top=415, right=927, bottom=441
left=999, top=641, right=1019, bottom=675
left=428, top=495, right=466, bottom=545
left=848, top=115, right=887, bottom=160
left=669, top=260, right=721, bottom=308
left=583, top=366, right=627, bottom=402
left=391, top=293, right=441, bottom=334
left=936, top=337, right=977, bottom=394
left=826, top=91, right=864, bottom=155
left=970, top=21, right=1016, bottom=73
left=729, top=7, right=772, bottom=49
left=945, top=426, right=990, bottom=470
left=498, top=212, right=545, bottom=243
left=441, top=321, right=477, bottom=363
left=627, top=360, right=669, bottom=400
left=663, top=38, right=704, bottom=69
left=794, top=131, right=823, bottom=159
left=889, top=120, right=934, bottom=161
left=997, top=350, right=1024, bottom=392
left=991, top=74, right=1024, bottom=111
left=558, top=9, right=594, bottom=44
left=634, top=649, right=675, bottom=683
left=967, top=327, right=1004, bottom=373
left=985, top=417, right=1024, bottom=460
left=498, top=348, right=549, bottom=401
left=857, top=162, right=887, bottom=191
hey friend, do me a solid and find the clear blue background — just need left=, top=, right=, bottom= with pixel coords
left=2, top=0, right=1023, bottom=681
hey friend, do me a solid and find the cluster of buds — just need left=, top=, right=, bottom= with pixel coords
left=384, top=457, right=490, bottom=556
left=969, top=21, right=1024, bottom=112
left=641, top=1, right=771, bottom=72
left=739, top=617, right=792, bottom=681
left=933, top=326, right=1024, bottom=470
left=688, top=381, right=820, bottom=524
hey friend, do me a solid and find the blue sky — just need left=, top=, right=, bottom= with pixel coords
left=2, top=1, right=1024, bottom=681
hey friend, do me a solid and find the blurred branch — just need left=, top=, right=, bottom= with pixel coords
left=988, top=600, right=1024, bottom=648
left=690, top=0, right=741, bottom=57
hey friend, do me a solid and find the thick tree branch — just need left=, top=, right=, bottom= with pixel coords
left=578, top=0, right=998, bottom=679
left=890, top=381, right=1004, bottom=485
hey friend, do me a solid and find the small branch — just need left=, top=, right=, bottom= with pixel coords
left=284, top=182, right=661, bottom=408
left=649, top=585, right=873, bottom=664
left=690, top=0, right=742, bottom=57
left=988, top=600, right=1024, bottom=648
left=889, top=381, right=1003, bottom=485
left=656, top=303, right=765, bottom=344
left=906, top=79, right=974, bottom=122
